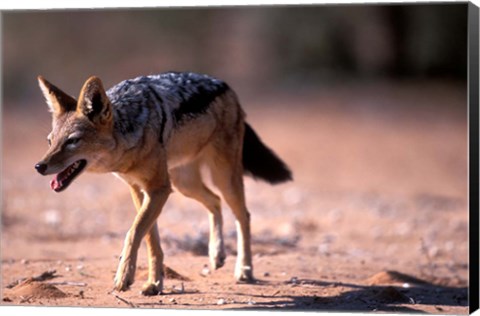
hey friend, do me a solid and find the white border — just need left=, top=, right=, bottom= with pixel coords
left=0, top=0, right=476, bottom=10
left=0, top=305, right=428, bottom=316
left=1, top=1, right=477, bottom=316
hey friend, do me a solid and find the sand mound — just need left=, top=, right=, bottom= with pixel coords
left=164, top=265, right=191, bottom=281
left=137, top=264, right=191, bottom=281
left=372, top=286, right=412, bottom=303
left=365, top=271, right=426, bottom=286
left=8, top=279, right=67, bottom=299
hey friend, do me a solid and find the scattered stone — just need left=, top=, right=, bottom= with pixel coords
left=43, top=209, right=61, bottom=227
left=20, top=259, right=29, bottom=265
left=290, top=277, right=299, bottom=284
left=317, top=244, right=330, bottom=255
left=217, top=298, right=226, bottom=305
left=282, top=187, right=304, bottom=206
left=200, top=265, right=210, bottom=277
left=171, top=283, right=184, bottom=294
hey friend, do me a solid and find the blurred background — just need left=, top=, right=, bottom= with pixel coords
left=2, top=4, right=468, bottom=104
left=1, top=4, right=471, bottom=310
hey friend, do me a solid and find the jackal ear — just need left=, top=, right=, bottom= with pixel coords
left=77, top=76, right=112, bottom=126
left=37, top=76, right=77, bottom=115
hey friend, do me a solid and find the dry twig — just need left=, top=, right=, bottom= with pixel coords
left=113, top=293, right=136, bottom=308
left=47, top=281, right=87, bottom=287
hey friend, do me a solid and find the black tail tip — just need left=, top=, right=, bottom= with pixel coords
left=255, top=163, right=293, bottom=185
left=242, top=123, right=293, bottom=185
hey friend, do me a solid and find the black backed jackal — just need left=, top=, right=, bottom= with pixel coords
left=35, top=72, right=292, bottom=295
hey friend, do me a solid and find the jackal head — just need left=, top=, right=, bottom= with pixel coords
left=35, top=76, right=115, bottom=192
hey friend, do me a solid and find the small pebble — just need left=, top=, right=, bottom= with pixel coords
left=200, top=264, right=210, bottom=277
left=248, top=300, right=256, bottom=305
left=44, top=209, right=61, bottom=227
left=76, top=264, right=84, bottom=270
left=263, top=272, right=270, bottom=277
left=290, top=277, right=299, bottom=284
left=20, top=259, right=29, bottom=265
left=65, top=266, right=72, bottom=272
left=217, top=298, right=226, bottom=305
left=172, top=283, right=184, bottom=294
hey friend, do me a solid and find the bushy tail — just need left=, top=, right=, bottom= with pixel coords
left=242, top=123, right=293, bottom=184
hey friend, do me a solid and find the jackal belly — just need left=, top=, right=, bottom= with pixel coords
left=166, top=113, right=217, bottom=169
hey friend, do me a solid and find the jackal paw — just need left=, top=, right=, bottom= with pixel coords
left=141, top=281, right=162, bottom=296
left=113, top=276, right=133, bottom=292
left=114, top=262, right=136, bottom=291
left=210, top=251, right=226, bottom=270
left=235, top=266, right=254, bottom=283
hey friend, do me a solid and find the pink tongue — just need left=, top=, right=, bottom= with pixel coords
left=50, top=176, right=61, bottom=191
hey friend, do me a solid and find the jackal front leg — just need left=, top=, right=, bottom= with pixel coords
left=128, top=185, right=165, bottom=295
left=114, top=184, right=170, bottom=293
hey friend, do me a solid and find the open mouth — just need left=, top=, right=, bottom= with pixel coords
left=50, top=159, right=87, bottom=192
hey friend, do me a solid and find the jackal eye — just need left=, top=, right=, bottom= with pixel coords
left=47, top=138, right=51, bottom=146
left=65, top=137, right=80, bottom=146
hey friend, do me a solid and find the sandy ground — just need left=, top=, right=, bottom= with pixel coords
left=1, top=82, right=469, bottom=313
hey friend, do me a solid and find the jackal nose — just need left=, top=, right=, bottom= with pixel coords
left=35, top=163, right=48, bottom=175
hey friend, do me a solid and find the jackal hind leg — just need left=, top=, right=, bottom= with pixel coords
left=114, top=178, right=170, bottom=294
left=207, top=153, right=254, bottom=283
left=170, top=162, right=226, bottom=270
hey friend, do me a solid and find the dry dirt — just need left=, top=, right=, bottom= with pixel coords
left=1, top=82, right=469, bottom=313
